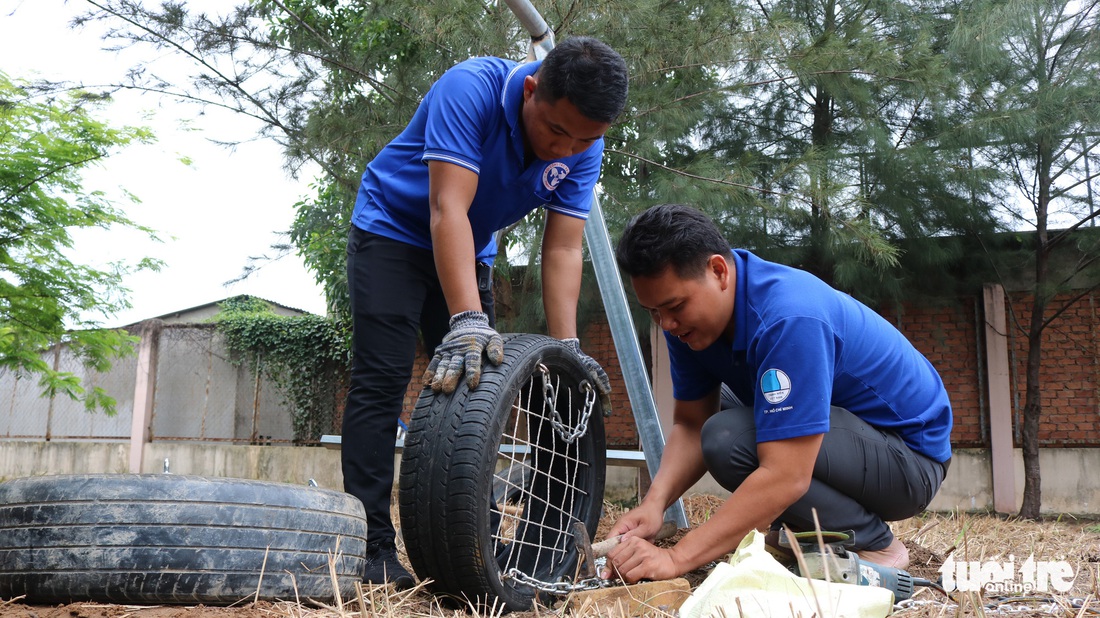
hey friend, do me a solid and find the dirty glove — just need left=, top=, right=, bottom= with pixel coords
left=424, top=310, right=505, bottom=393
left=562, top=338, right=612, bottom=411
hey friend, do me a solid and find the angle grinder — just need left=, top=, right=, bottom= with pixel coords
left=774, top=530, right=940, bottom=602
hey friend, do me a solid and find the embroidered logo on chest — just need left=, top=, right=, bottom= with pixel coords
left=543, top=162, right=570, bottom=191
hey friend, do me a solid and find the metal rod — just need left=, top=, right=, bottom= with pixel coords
left=501, top=0, right=555, bottom=59
left=585, top=196, right=688, bottom=528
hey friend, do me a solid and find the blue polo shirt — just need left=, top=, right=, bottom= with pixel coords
left=350, top=57, right=604, bottom=263
left=666, top=250, right=953, bottom=462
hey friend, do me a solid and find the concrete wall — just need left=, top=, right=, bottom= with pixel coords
left=3, top=442, right=1099, bottom=516
left=0, top=441, right=342, bottom=491
left=931, top=447, right=1100, bottom=515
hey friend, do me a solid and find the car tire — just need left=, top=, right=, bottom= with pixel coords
left=0, top=473, right=367, bottom=605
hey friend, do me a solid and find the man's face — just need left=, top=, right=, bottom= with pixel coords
left=630, top=257, right=734, bottom=351
left=521, top=75, right=610, bottom=161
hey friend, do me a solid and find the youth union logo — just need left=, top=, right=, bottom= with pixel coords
left=760, top=369, right=791, bottom=404
left=939, top=554, right=1075, bottom=593
left=543, top=162, right=570, bottom=190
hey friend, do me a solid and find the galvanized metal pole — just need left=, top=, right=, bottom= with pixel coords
left=500, top=0, right=688, bottom=528
left=501, top=0, right=555, bottom=60
left=585, top=196, right=688, bottom=527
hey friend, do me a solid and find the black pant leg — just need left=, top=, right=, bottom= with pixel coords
left=701, top=405, right=946, bottom=551
left=344, top=228, right=435, bottom=546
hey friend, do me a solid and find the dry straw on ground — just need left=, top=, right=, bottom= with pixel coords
left=3, top=495, right=1098, bottom=617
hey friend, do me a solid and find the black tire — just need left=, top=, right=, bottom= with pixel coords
left=399, top=333, right=606, bottom=612
left=0, top=474, right=367, bottom=605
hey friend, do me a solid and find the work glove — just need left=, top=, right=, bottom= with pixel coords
left=424, top=310, right=505, bottom=393
left=562, top=337, right=612, bottom=412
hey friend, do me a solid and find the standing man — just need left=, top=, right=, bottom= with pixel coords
left=344, top=37, right=627, bottom=588
left=604, top=203, right=952, bottom=583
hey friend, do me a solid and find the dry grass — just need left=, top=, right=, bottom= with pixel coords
left=3, top=496, right=1099, bottom=617
left=888, top=510, right=1100, bottom=617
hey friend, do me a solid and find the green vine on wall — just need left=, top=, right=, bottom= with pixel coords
left=213, top=295, right=350, bottom=443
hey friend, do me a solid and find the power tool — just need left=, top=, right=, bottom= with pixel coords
left=772, top=530, right=938, bottom=603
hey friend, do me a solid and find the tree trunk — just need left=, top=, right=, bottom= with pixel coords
left=805, top=1, right=837, bottom=285
left=808, top=85, right=835, bottom=285
left=1020, top=134, right=1054, bottom=519
left=1019, top=293, right=1045, bottom=519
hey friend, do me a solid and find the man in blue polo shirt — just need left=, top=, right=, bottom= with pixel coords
left=603, top=203, right=952, bottom=583
left=344, top=37, right=628, bottom=588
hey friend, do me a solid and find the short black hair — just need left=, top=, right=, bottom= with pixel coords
left=536, top=36, right=628, bottom=123
left=616, top=204, right=733, bottom=279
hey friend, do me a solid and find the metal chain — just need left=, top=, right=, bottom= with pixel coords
left=494, top=365, right=604, bottom=598
left=538, top=363, right=596, bottom=444
left=501, top=567, right=616, bottom=595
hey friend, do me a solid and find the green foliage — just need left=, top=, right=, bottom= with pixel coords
left=74, top=0, right=999, bottom=315
left=0, top=72, right=161, bottom=415
left=213, top=295, right=350, bottom=443
left=288, top=180, right=354, bottom=321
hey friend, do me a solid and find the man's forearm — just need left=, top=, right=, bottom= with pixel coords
left=666, top=433, right=822, bottom=574
left=541, top=244, right=581, bottom=339
left=431, top=209, right=481, bottom=315
left=667, top=466, right=802, bottom=573
left=427, top=160, right=482, bottom=316
left=639, top=423, right=709, bottom=513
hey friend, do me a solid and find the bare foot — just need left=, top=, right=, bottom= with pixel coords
left=857, top=537, right=909, bottom=570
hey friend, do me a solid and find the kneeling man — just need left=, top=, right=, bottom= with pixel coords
left=604, top=203, right=952, bottom=582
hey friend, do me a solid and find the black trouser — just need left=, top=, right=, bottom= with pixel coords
left=344, top=226, right=494, bottom=547
left=700, top=405, right=948, bottom=551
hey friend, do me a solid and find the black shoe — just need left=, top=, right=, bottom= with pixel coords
left=363, top=541, right=415, bottom=590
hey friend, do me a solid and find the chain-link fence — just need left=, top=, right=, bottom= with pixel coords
left=0, top=323, right=326, bottom=445
left=0, top=343, right=135, bottom=441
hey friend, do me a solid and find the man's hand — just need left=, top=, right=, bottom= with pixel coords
left=600, top=502, right=665, bottom=578
left=561, top=338, right=611, bottom=410
left=605, top=537, right=683, bottom=583
left=424, top=311, right=505, bottom=392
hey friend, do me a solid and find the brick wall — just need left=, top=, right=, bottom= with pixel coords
left=880, top=299, right=986, bottom=447
left=582, top=320, right=639, bottom=447
left=400, top=343, right=430, bottom=428
left=392, top=290, right=1100, bottom=450
left=851, top=291, right=1100, bottom=448
left=1003, top=291, right=1100, bottom=445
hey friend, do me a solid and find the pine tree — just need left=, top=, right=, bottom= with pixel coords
left=948, top=0, right=1100, bottom=517
left=702, top=0, right=1000, bottom=302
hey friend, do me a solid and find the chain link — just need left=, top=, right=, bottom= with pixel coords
left=501, top=568, right=616, bottom=595
left=539, top=363, right=596, bottom=444
left=494, top=364, right=604, bottom=598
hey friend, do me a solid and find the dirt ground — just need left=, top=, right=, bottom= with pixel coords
left=3, top=495, right=1099, bottom=617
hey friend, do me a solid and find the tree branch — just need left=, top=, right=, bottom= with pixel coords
left=605, top=147, right=792, bottom=198
left=1, top=153, right=106, bottom=207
